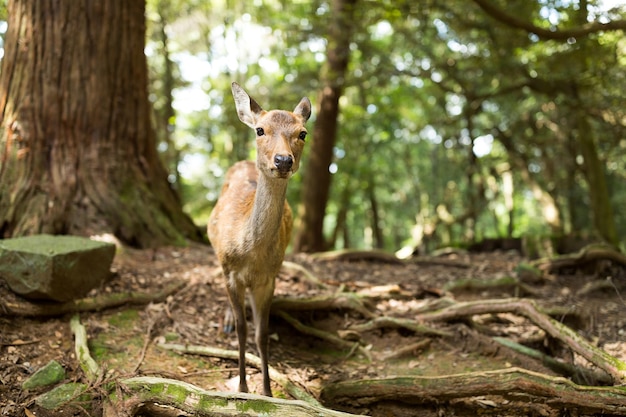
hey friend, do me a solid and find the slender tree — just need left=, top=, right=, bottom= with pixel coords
left=294, top=0, right=358, bottom=252
left=0, top=0, right=201, bottom=247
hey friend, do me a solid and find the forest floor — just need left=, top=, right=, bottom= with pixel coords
left=1, top=242, right=626, bottom=416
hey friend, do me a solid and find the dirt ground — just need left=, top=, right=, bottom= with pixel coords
left=1, top=242, right=625, bottom=416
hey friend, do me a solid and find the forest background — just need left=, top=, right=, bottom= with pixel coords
left=2, top=0, right=626, bottom=254
left=1, top=2, right=626, bottom=415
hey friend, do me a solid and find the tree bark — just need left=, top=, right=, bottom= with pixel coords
left=293, top=0, right=357, bottom=253
left=321, top=367, right=626, bottom=414
left=0, top=0, right=201, bottom=247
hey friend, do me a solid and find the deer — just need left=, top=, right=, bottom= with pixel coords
left=208, top=82, right=311, bottom=396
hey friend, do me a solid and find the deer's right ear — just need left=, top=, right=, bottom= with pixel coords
left=294, top=97, right=312, bottom=123
left=232, top=82, right=265, bottom=129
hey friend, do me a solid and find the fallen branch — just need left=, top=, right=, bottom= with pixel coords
left=121, top=376, right=363, bottom=417
left=1, top=280, right=186, bottom=317
left=414, top=298, right=626, bottom=384
left=156, top=342, right=321, bottom=406
left=321, top=367, right=626, bottom=414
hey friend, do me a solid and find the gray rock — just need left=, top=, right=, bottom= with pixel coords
left=0, top=234, right=115, bottom=302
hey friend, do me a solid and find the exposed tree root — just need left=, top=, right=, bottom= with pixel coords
left=410, top=256, right=471, bottom=269
left=1, top=280, right=186, bottom=317
left=156, top=342, right=322, bottom=406
left=37, top=316, right=362, bottom=416
left=379, top=339, right=432, bottom=360
left=120, top=376, right=363, bottom=417
left=413, top=298, right=626, bottom=384
left=69, top=315, right=100, bottom=383
left=348, top=316, right=452, bottom=338
left=443, top=276, right=540, bottom=297
left=530, top=243, right=626, bottom=274
left=321, top=367, right=626, bottom=414
left=21, top=257, right=626, bottom=416
left=310, top=249, right=404, bottom=264
left=282, top=260, right=328, bottom=289
left=275, top=311, right=372, bottom=361
left=271, top=293, right=376, bottom=319
left=493, top=337, right=613, bottom=385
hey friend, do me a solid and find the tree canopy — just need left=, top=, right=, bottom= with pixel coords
left=7, top=0, right=620, bottom=252
left=144, top=0, right=625, bottom=252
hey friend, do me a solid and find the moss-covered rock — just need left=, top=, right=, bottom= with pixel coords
left=0, top=234, right=115, bottom=302
left=34, top=382, right=90, bottom=410
left=22, top=360, right=66, bottom=390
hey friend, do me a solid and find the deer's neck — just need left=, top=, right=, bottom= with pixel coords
left=247, top=173, right=288, bottom=245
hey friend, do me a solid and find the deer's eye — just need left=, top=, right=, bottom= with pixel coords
left=256, top=127, right=265, bottom=136
left=298, top=131, right=307, bottom=141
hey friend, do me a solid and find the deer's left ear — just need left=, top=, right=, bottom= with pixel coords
left=232, top=82, right=265, bottom=129
left=294, top=97, right=311, bottom=123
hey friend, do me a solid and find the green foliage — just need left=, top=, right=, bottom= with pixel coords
left=145, top=0, right=626, bottom=251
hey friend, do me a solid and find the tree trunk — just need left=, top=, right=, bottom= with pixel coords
left=366, top=175, right=384, bottom=249
left=0, top=0, right=201, bottom=248
left=575, top=108, right=618, bottom=246
left=569, top=3, right=617, bottom=246
left=293, top=0, right=357, bottom=253
left=154, top=0, right=181, bottom=188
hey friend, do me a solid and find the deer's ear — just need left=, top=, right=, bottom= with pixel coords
left=294, top=97, right=311, bottom=123
left=232, top=82, right=265, bottom=128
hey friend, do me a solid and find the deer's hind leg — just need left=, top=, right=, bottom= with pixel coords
left=225, top=271, right=249, bottom=393
left=249, top=277, right=276, bottom=396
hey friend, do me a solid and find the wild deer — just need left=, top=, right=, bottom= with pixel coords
left=208, top=82, right=311, bottom=396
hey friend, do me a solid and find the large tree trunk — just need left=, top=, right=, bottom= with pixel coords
left=293, top=0, right=357, bottom=253
left=0, top=0, right=201, bottom=248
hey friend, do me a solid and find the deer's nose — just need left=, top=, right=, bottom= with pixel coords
left=274, top=154, right=293, bottom=172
